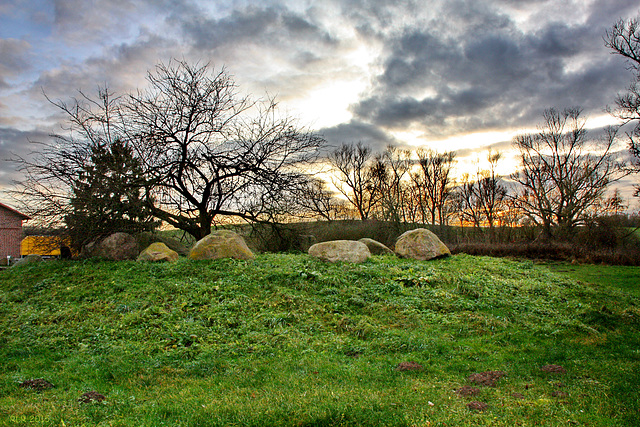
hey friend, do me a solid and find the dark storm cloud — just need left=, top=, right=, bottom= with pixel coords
left=351, top=1, right=637, bottom=135
left=355, top=87, right=496, bottom=130
left=526, top=23, right=584, bottom=57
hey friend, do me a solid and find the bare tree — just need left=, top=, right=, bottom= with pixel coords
left=454, top=151, right=508, bottom=242
left=11, top=88, right=124, bottom=230
left=604, top=188, right=628, bottom=216
left=476, top=151, right=508, bottom=229
left=123, top=61, right=325, bottom=239
left=369, top=145, right=412, bottom=222
left=512, top=107, right=626, bottom=238
left=456, top=172, right=484, bottom=228
left=296, top=178, right=341, bottom=221
left=13, top=61, right=325, bottom=241
left=605, top=14, right=640, bottom=195
left=411, top=149, right=457, bottom=225
left=328, top=142, right=379, bottom=220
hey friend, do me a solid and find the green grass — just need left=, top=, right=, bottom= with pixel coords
left=541, top=262, right=640, bottom=297
left=1, top=254, right=639, bottom=426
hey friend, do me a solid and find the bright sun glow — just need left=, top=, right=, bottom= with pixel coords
left=288, top=42, right=378, bottom=129
left=389, top=128, right=535, bottom=180
left=291, top=79, right=362, bottom=128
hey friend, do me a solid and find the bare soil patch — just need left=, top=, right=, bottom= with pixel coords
left=18, top=379, right=54, bottom=392
left=455, top=386, right=480, bottom=397
left=541, top=364, right=567, bottom=374
left=395, top=361, right=424, bottom=371
left=78, top=391, right=106, bottom=404
left=467, top=401, right=488, bottom=411
left=468, top=370, right=506, bottom=387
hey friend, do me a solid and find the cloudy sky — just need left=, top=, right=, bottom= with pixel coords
left=1, top=0, right=639, bottom=205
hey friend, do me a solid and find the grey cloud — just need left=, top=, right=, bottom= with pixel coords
left=0, top=39, right=32, bottom=88
left=179, top=5, right=338, bottom=52
left=464, top=35, right=528, bottom=80
left=339, top=0, right=421, bottom=30
left=51, top=0, right=178, bottom=44
left=440, top=0, right=512, bottom=34
left=318, top=120, right=399, bottom=154
left=354, top=87, right=496, bottom=133
left=381, top=30, right=459, bottom=89
left=0, top=127, right=52, bottom=189
left=526, top=23, right=584, bottom=57
left=587, top=0, right=639, bottom=28
left=30, top=32, right=178, bottom=102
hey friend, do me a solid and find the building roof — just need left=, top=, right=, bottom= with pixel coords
left=0, top=202, right=31, bottom=220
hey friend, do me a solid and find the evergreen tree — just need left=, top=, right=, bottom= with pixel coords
left=65, top=139, right=158, bottom=249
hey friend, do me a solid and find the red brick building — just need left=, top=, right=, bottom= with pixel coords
left=0, top=203, right=30, bottom=258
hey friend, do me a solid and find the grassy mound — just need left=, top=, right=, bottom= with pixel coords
left=1, top=254, right=639, bottom=426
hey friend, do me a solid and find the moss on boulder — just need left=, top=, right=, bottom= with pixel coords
left=189, top=230, right=255, bottom=260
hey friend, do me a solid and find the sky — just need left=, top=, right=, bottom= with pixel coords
left=1, top=0, right=639, bottom=207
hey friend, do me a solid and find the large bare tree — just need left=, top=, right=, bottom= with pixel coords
left=512, top=107, right=626, bottom=238
left=13, top=61, right=325, bottom=241
left=121, top=61, right=325, bottom=239
left=605, top=14, right=640, bottom=195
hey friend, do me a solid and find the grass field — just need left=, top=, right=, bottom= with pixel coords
left=1, top=254, right=639, bottom=426
left=541, top=262, right=640, bottom=297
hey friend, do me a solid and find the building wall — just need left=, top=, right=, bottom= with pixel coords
left=0, top=208, right=25, bottom=258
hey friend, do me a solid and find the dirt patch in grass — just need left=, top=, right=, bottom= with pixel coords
left=19, top=379, right=54, bottom=391
left=455, top=386, right=480, bottom=397
left=78, top=391, right=106, bottom=404
left=395, top=361, right=424, bottom=371
left=541, top=364, right=567, bottom=374
left=467, top=401, right=488, bottom=411
left=468, top=370, right=506, bottom=387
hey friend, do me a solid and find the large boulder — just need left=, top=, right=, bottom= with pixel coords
left=136, top=231, right=190, bottom=256
left=189, top=230, right=255, bottom=260
left=308, top=240, right=371, bottom=263
left=137, top=242, right=179, bottom=262
left=81, top=232, right=139, bottom=260
left=394, top=228, right=450, bottom=260
left=358, top=238, right=394, bottom=256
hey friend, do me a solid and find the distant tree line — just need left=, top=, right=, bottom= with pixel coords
left=319, top=106, right=628, bottom=241
left=10, top=12, right=640, bottom=250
